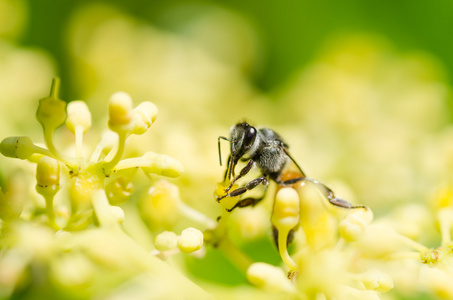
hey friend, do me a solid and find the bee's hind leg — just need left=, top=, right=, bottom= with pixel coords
left=326, top=195, right=367, bottom=210
left=276, top=177, right=367, bottom=210
left=310, top=179, right=368, bottom=210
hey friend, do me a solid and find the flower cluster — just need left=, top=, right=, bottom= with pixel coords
left=0, top=78, right=184, bottom=229
left=1, top=75, right=453, bottom=300
left=0, top=79, right=211, bottom=299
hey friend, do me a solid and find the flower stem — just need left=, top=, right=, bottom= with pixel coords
left=103, top=131, right=126, bottom=171
left=212, top=209, right=230, bottom=242
left=44, top=194, right=58, bottom=229
left=91, top=189, right=118, bottom=230
left=397, top=234, right=429, bottom=253
left=42, top=127, right=77, bottom=169
left=30, top=143, right=57, bottom=159
left=278, top=228, right=298, bottom=271
left=50, top=77, right=60, bottom=99
left=386, top=251, right=422, bottom=261
left=113, top=157, right=144, bottom=170
left=75, top=125, right=84, bottom=160
left=217, top=236, right=253, bottom=273
left=179, top=202, right=217, bottom=229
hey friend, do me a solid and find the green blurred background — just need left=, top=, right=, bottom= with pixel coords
left=20, top=0, right=453, bottom=99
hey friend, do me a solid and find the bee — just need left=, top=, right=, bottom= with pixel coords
left=217, top=122, right=366, bottom=212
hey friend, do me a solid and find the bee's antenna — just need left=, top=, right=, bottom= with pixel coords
left=218, top=136, right=230, bottom=166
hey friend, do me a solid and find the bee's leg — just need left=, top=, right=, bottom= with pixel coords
left=217, top=176, right=268, bottom=202
left=224, top=159, right=255, bottom=193
left=275, top=177, right=305, bottom=186
left=325, top=192, right=367, bottom=210
left=307, top=179, right=367, bottom=210
left=223, top=155, right=231, bottom=181
left=276, top=177, right=367, bottom=210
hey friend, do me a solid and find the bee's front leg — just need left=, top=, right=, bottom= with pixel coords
left=217, top=176, right=268, bottom=203
left=223, top=159, right=255, bottom=193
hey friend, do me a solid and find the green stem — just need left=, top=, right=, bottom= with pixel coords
left=397, top=234, right=429, bottom=253
left=179, top=202, right=217, bottom=229
left=203, top=208, right=252, bottom=273
left=113, top=157, right=145, bottom=170
left=217, top=236, right=253, bottom=273
left=103, top=131, right=127, bottom=172
left=75, top=125, right=84, bottom=160
left=42, top=127, right=77, bottom=169
left=44, top=194, right=59, bottom=229
left=43, top=127, right=60, bottom=158
left=386, top=251, right=422, bottom=261
left=212, top=209, right=230, bottom=242
left=50, top=77, right=60, bottom=99
left=89, top=143, right=104, bottom=163
left=278, top=228, right=298, bottom=271
left=30, top=144, right=58, bottom=159
left=91, top=189, right=118, bottom=230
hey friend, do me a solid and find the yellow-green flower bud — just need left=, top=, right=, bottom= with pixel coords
left=36, top=156, right=60, bottom=187
left=271, top=187, right=300, bottom=231
left=105, top=176, right=134, bottom=205
left=140, top=180, right=181, bottom=227
left=131, top=101, right=158, bottom=135
left=36, top=156, right=60, bottom=200
left=361, top=270, right=394, bottom=293
left=141, top=152, right=184, bottom=178
left=247, top=262, right=296, bottom=293
left=108, top=92, right=134, bottom=132
left=154, top=231, right=178, bottom=252
left=36, top=78, right=67, bottom=130
left=0, top=136, right=35, bottom=159
left=177, top=227, right=204, bottom=254
left=338, top=208, right=373, bottom=242
left=66, top=100, right=92, bottom=133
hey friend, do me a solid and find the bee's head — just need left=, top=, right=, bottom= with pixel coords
left=226, top=122, right=257, bottom=178
left=218, top=122, right=259, bottom=180
left=230, top=122, right=257, bottom=160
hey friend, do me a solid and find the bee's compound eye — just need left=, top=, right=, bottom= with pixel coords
left=244, top=127, right=256, bottom=147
